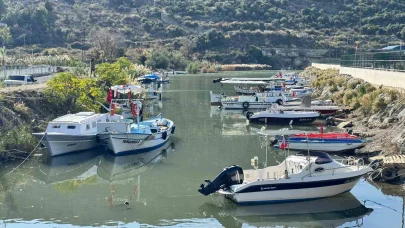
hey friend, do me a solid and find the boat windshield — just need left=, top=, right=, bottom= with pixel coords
left=296, top=151, right=333, bottom=164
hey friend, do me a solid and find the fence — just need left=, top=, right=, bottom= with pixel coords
left=311, top=58, right=341, bottom=65
left=341, top=51, right=405, bottom=72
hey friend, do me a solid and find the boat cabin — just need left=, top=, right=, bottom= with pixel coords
left=46, top=112, right=112, bottom=135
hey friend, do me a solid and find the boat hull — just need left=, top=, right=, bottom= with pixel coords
left=248, top=116, right=318, bottom=125
left=222, top=102, right=277, bottom=110
left=228, top=175, right=363, bottom=204
left=33, top=133, right=99, bottom=157
left=210, top=91, right=222, bottom=105
left=282, top=106, right=340, bottom=116
left=284, top=141, right=365, bottom=153
left=99, top=127, right=174, bottom=156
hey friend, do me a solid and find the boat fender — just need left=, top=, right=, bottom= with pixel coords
left=159, top=93, right=162, bottom=100
left=171, top=125, right=176, bottom=134
left=270, top=137, right=278, bottom=146
left=242, top=101, right=250, bottom=109
left=276, top=99, right=283, bottom=105
left=162, top=131, right=168, bottom=140
left=96, top=135, right=100, bottom=143
left=246, top=111, right=254, bottom=120
left=255, top=96, right=258, bottom=102
left=381, top=168, right=397, bottom=180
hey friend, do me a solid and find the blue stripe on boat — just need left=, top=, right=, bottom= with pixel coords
left=236, top=175, right=362, bottom=193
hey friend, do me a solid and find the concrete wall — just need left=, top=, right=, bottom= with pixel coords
left=340, top=67, right=405, bottom=89
left=311, top=62, right=405, bottom=89
left=311, top=63, right=341, bottom=70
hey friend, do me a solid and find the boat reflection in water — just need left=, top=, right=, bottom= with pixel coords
left=200, top=193, right=373, bottom=228
left=35, top=149, right=102, bottom=184
left=97, top=140, right=175, bottom=207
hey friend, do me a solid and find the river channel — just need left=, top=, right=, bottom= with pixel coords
left=0, top=71, right=404, bottom=227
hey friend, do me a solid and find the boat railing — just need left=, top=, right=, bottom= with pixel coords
left=301, top=158, right=365, bottom=179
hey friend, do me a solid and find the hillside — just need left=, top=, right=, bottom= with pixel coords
left=0, top=0, right=404, bottom=69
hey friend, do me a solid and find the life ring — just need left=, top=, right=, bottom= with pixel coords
left=276, top=99, right=283, bottom=105
left=242, top=101, right=250, bottom=109
left=246, top=111, right=254, bottom=120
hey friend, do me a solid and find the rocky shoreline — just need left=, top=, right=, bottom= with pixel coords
left=302, top=67, right=405, bottom=157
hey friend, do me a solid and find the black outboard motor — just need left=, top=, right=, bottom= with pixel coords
left=198, top=166, right=244, bottom=196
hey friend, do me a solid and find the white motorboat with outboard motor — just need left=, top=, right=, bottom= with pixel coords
left=246, top=104, right=320, bottom=125
left=33, top=112, right=123, bottom=157
left=198, top=133, right=373, bottom=204
left=198, top=153, right=372, bottom=204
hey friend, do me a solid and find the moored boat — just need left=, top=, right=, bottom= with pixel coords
left=279, top=132, right=365, bottom=153
left=246, top=105, right=320, bottom=125
left=221, top=92, right=286, bottom=110
left=97, top=104, right=175, bottom=156
left=33, top=112, right=123, bottom=157
left=198, top=150, right=373, bottom=204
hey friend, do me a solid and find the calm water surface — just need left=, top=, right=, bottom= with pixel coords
left=1, top=71, right=404, bottom=227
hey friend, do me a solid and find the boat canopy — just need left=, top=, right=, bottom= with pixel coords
left=111, top=85, right=143, bottom=94
left=221, top=80, right=268, bottom=85
left=143, top=73, right=161, bottom=80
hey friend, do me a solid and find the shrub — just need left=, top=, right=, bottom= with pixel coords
left=13, top=102, right=29, bottom=115
left=359, top=94, right=373, bottom=115
left=186, top=62, right=200, bottom=74
left=343, top=90, right=356, bottom=106
left=387, top=89, right=399, bottom=102
left=372, top=97, right=387, bottom=113
left=329, top=84, right=338, bottom=93
left=0, top=125, right=38, bottom=152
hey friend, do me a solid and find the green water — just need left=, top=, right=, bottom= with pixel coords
left=0, top=71, right=404, bottom=227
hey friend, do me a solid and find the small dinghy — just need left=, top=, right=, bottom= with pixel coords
left=198, top=134, right=372, bottom=204
left=278, top=132, right=365, bottom=153
left=246, top=104, right=319, bottom=125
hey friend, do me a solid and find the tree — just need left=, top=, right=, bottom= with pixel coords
left=45, top=72, right=103, bottom=113
left=90, top=28, right=123, bottom=62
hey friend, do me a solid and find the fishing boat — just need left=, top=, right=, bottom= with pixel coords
left=32, top=112, right=123, bottom=157
left=198, top=133, right=373, bottom=204
left=221, top=92, right=287, bottom=110
left=110, top=85, right=144, bottom=119
left=246, top=105, right=320, bottom=125
left=97, top=102, right=175, bottom=155
left=278, top=132, right=365, bottom=153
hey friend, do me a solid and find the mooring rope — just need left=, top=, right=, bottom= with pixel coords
left=3, top=134, right=45, bottom=177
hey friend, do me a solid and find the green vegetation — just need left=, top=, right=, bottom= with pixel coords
left=45, top=72, right=103, bottom=114
left=304, top=66, right=400, bottom=116
left=1, top=0, right=403, bottom=69
left=0, top=125, right=37, bottom=153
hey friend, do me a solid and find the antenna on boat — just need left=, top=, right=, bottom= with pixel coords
left=306, top=133, right=311, bottom=177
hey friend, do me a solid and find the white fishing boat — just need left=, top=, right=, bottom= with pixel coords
left=144, top=84, right=162, bottom=100
left=97, top=103, right=175, bottom=156
left=221, top=92, right=287, bottom=109
left=198, top=133, right=373, bottom=204
left=246, top=104, right=320, bottom=125
left=33, top=112, right=123, bottom=157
